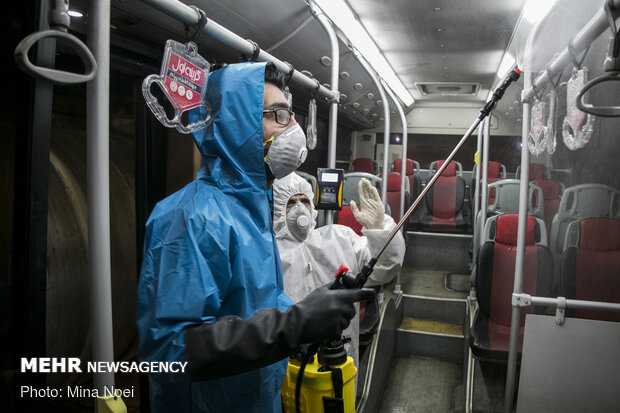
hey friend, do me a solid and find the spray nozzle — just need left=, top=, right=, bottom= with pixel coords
left=480, top=67, right=522, bottom=118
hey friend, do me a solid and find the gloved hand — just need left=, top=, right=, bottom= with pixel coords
left=293, top=284, right=376, bottom=344
left=350, top=178, right=385, bottom=229
left=185, top=284, right=375, bottom=381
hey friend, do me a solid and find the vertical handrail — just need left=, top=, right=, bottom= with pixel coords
left=87, top=0, right=115, bottom=392
left=353, top=50, right=391, bottom=206
left=312, top=9, right=340, bottom=224
left=382, top=80, right=408, bottom=294
left=382, top=80, right=409, bottom=220
left=505, top=65, right=535, bottom=413
left=506, top=4, right=620, bottom=411
left=480, top=117, right=491, bottom=240
left=472, top=126, right=483, bottom=263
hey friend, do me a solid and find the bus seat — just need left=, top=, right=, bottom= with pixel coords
left=471, top=161, right=507, bottom=205
left=393, top=158, right=422, bottom=225
left=342, top=172, right=382, bottom=206
left=358, top=286, right=381, bottom=347
left=559, top=218, right=620, bottom=323
left=335, top=205, right=364, bottom=236
left=531, top=179, right=564, bottom=236
left=515, top=162, right=550, bottom=180
left=470, top=214, right=553, bottom=360
left=352, top=158, right=377, bottom=174
left=418, top=160, right=467, bottom=231
left=549, top=184, right=620, bottom=257
left=473, top=180, right=546, bottom=252
left=383, top=172, right=409, bottom=223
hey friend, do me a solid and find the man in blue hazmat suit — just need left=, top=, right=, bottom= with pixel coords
left=136, top=62, right=374, bottom=412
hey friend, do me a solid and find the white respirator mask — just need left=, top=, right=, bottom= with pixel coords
left=286, top=201, right=313, bottom=242
left=264, top=122, right=308, bottom=179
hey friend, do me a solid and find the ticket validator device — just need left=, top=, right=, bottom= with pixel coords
left=315, top=168, right=344, bottom=210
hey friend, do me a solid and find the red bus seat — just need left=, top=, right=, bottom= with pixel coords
left=470, top=214, right=553, bottom=360
left=560, top=218, right=620, bottom=323
left=419, top=160, right=467, bottom=231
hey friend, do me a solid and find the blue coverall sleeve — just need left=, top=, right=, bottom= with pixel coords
left=136, top=200, right=230, bottom=363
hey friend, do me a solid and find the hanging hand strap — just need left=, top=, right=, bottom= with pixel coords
left=576, top=0, right=620, bottom=117
left=14, top=0, right=96, bottom=85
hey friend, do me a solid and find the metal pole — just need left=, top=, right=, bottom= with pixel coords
left=353, top=50, right=390, bottom=205
left=504, top=71, right=532, bottom=413
left=382, top=80, right=409, bottom=219
left=480, top=117, right=491, bottom=241
left=382, top=80, right=408, bottom=294
left=472, top=125, right=483, bottom=263
left=312, top=9, right=340, bottom=224
left=504, top=3, right=557, bottom=405
left=139, top=0, right=338, bottom=102
left=87, top=0, right=115, bottom=392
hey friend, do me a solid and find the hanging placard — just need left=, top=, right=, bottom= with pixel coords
left=142, top=40, right=212, bottom=134
left=562, top=67, right=595, bottom=150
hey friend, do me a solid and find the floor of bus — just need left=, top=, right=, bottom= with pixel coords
left=371, top=266, right=469, bottom=412
left=399, top=268, right=470, bottom=299
left=374, top=265, right=513, bottom=413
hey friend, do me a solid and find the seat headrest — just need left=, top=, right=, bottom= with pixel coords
left=386, top=172, right=402, bottom=192
left=353, top=158, right=374, bottom=173
left=533, top=179, right=561, bottom=199
left=437, top=160, right=456, bottom=177
left=579, top=218, right=620, bottom=251
left=394, top=159, right=414, bottom=175
left=529, top=163, right=547, bottom=180
left=488, top=162, right=501, bottom=178
left=496, top=214, right=536, bottom=245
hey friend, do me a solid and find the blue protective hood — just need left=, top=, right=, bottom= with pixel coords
left=137, top=62, right=292, bottom=413
left=191, top=62, right=268, bottom=191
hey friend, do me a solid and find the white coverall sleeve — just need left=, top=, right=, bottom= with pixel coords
left=355, top=213, right=406, bottom=286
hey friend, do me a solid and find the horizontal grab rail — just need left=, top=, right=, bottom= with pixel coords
left=513, top=293, right=620, bottom=312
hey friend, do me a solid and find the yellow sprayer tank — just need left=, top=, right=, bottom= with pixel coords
left=281, top=355, right=356, bottom=413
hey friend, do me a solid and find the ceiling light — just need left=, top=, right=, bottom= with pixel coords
left=522, top=0, right=557, bottom=24
left=312, top=0, right=414, bottom=106
left=68, top=10, right=84, bottom=18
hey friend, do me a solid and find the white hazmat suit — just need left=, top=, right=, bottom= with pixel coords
left=273, top=172, right=406, bottom=370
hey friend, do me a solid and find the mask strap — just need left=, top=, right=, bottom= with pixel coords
left=263, top=135, right=276, bottom=147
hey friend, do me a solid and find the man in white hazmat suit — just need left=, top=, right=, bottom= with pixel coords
left=272, top=172, right=406, bottom=369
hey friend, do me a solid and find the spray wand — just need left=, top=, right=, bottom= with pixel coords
left=332, top=67, right=522, bottom=290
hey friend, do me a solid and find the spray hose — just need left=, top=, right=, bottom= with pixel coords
left=293, top=67, right=521, bottom=413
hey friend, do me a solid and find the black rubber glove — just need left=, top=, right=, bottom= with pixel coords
left=185, top=285, right=376, bottom=381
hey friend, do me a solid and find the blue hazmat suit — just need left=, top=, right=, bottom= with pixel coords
left=136, top=62, right=292, bottom=412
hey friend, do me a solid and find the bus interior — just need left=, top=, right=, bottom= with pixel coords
left=4, top=0, right=620, bottom=411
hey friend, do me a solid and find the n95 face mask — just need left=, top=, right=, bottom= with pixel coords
left=286, top=202, right=313, bottom=242
left=264, top=122, right=308, bottom=179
